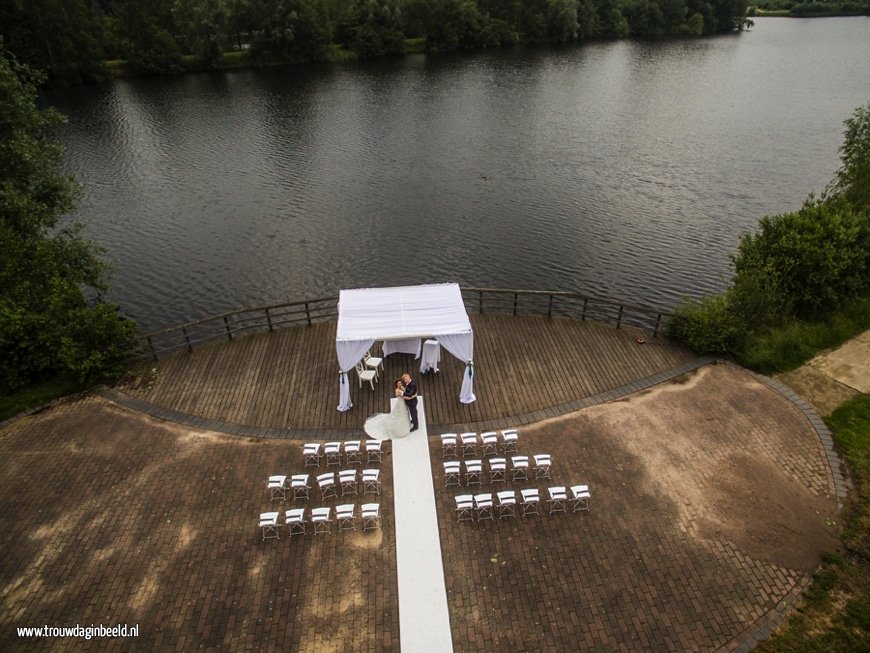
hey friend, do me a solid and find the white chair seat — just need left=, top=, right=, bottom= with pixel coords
left=285, top=508, right=306, bottom=536
left=455, top=494, right=475, bottom=522
left=290, top=474, right=310, bottom=501
left=362, top=468, right=381, bottom=494
left=356, top=362, right=377, bottom=390
left=520, top=488, right=540, bottom=516
left=267, top=475, right=288, bottom=501
left=259, top=511, right=280, bottom=540
left=548, top=486, right=567, bottom=514
left=362, top=503, right=381, bottom=531
left=312, top=507, right=332, bottom=534
left=571, top=484, right=591, bottom=512
left=336, top=504, right=357, bottom=531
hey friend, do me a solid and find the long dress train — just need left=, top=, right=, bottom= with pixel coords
left=364, top=397, right=411, bottom=441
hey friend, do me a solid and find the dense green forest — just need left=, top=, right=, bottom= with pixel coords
left=1, top=0, right=752, bottom=85
left=749, top=0, right=870, bottom=15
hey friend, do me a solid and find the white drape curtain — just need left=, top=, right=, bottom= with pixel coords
left=336, top=338, right=376, bottom=411
left=336, top=284, right=477, bottom=409
left=434, top=332, right=476, bottom=404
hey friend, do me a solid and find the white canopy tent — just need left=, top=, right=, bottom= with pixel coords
left=336, top=283, right=476, bottom=411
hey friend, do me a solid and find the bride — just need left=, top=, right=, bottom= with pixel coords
left=364, top=380, right=412, bottom=441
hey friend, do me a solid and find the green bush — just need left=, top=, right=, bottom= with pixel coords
left=666, top=294, right=739, bottom=355
left=732, top=197, right=870, bottom=322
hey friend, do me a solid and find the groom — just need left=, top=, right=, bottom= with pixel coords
left=401, top=373, right=419, bottom=432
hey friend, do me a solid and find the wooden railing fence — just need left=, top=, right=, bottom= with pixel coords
left=129, top=288, right=672, bottom=361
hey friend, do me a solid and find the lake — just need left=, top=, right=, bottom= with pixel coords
left=45, top=17, right=870, bottom=332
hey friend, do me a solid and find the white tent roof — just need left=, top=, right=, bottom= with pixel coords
left=336, top=283, right=471, bottom=341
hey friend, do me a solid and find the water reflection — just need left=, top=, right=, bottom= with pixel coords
left=42, top=18, right=870, bottom=330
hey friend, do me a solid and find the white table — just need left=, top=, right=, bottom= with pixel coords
left=420, top=339, right=441, bottom=374
left=382, top=338, right=422, bottom=358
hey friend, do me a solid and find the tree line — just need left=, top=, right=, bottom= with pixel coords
left=749, top=0, right=870, bottom=16
left=1, top=0, right=752, bottom=85
left=1, top=41, right=136, bottom=394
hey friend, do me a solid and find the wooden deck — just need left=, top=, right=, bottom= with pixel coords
left=121, top=314, right=697, bottom=433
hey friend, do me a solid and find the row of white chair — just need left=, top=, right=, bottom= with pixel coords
left=443, top=454, right=551, bottom=486
left=303, top=440, right=382, bottom=467
left=441, top=429, right=518, bottom=458
left=268, top=470, right=381, bottom=501
left=454, top=485, right=591, bottom=522
left=259, top=503, right=381, bottom=540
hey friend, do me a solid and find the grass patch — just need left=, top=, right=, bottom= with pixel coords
left=756, top=395, right=870, bottom=652
left=736, top=296, right=870, bottom=375
left=0, top=374, right=91, bottom=422
left=323, top=44, right=358, bottom=63
left=405, top=38, right=426, bottom=54
left=221, top=50, right=252, bottom=68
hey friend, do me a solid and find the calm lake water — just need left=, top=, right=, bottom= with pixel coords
left=45, top=17, right=870, bottom=332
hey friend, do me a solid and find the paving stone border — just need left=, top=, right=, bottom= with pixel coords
left=746, top=365, right=851, bottom=508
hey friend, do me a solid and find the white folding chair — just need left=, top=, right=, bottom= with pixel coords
left=362, top=503, right=381, bottom=531
left=312, top=507, right=332, bottom=535
left=460, top=432, right=477, bottom=457
left=339, top=469, right=358, bottom=496
left=259, top=511, right=280, bottom=540
left=488, top=457, right=507, bottom=484
left=290, top=474, right=310, bottom=501
left=267, top=475, right=288, bottom=501
left=511, top=455, right=529, bottom=482
left=324, top=441, right=342, bottom=467
left=500, top=429, right=518, bottom=454
left=520, top=488, right=540, bottom=516
left=444, top=461, right=461, bottom=487
left=362, top=468, right=381, bottom=495
left=571, top=484, right=591, bottom=512
left=363, top=351, right=383, bottom=376
left=344, top=440, right=362, bottom=465
left=317, top=472, right=337, bottom=500
left=480, top=431, right=499, bottom=456
left=336, top=504, right=357, bottom=531
left=465, top=459, right=483, bottom=486
left=455, top=494, right=475, bottom=523
left=285, top=508, right=306, bottom=537
left=548, top=486, right=567, bottom=514
left=440, top=433, right=458, bottom=459
left=365, top=440, right=382, bottom=464
left=474, top=493, right=494, bottom=521
left=303, top=443, right=321, bottom=467
left=534, top=454, right=552, bottom=480
left=497, top=490, right=517, bottom=519
left=356, top=362, right=377, bottom=390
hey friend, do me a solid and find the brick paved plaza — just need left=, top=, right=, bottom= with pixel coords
left=0, top=362, right=841, bottom=651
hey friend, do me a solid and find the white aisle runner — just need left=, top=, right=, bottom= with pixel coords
left=390, top=397, right=454, bottom=653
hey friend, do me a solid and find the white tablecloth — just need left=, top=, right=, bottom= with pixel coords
left=382, top=338, right=422, bottom=358
left=420, top=339, right=441, bottom=373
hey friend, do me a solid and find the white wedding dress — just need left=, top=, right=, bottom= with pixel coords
left=364, top=397, right=411, bottom=441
